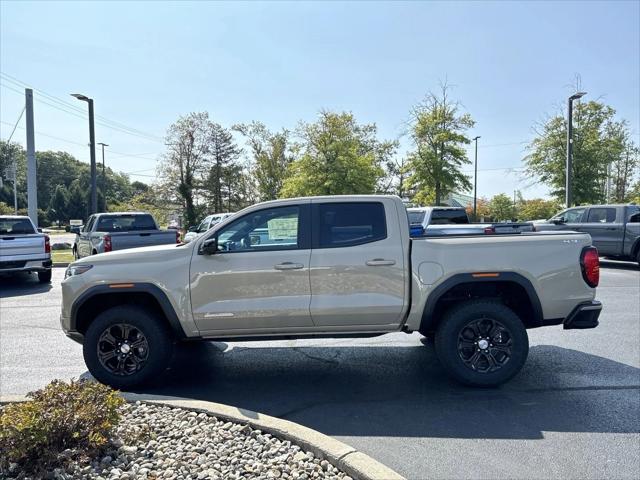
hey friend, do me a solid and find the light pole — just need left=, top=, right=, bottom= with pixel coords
left=566, top=91, right=586, bottom=208
left=472, top=135, right=480, bottom=221
left=71, top=93, right=97, bottom=215
left=98, top=142, right=109, bottom=212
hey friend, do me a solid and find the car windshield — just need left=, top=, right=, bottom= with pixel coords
left=0, top=218, right=35, bottom=235
left=96, top=214, right=156, bottom=232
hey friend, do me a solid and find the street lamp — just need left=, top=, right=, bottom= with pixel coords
left=98, top=142, right=109, bottom=211
left=472, top=136, right=481, bottom=221
left=71, top=93, right=97, bottom=215
left=566, top=91, right=587, bottom=207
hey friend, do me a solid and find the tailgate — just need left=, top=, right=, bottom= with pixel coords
left=110, top=231, right=176, bottom=250
left=0, top=234, right=45, bottom=258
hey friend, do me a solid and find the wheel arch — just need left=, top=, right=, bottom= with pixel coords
left=71, top=284, right=186, bottom=339
left=419, top=272, right=544, bottom=335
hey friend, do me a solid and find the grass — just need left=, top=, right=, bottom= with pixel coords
left=52, top=249, right=74, bottom=264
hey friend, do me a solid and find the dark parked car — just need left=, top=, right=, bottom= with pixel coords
left=535, top=204, right=640, bottom=265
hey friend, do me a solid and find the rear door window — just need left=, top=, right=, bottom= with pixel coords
left=315, top=202, right=386, bottom=248
left=407, top=210, right=426, bottom=224
left=587, top=208, right=616, bottom=223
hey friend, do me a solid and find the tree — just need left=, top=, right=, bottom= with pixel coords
left=488, top=193, right=516, bottom=221
left=465, top=197, right=490, bottom=221
left=525, top=100, right=632, bottom=205
left=518, top=198, right=561, bottom=221
left=610, top=143, right=639, bottom=203
left=47, top=185, right=69, bottom=224
left=628, top=180, right=640, bottom=205
left=203, top=122, right=242, bottom=212
left=406, top=83, right=474, bottom=206
left=280, top=111, right=394, bottom=197
left=234, top=122, right=293, bottom=201
left=66, top=180, right=87, bottom=221
left=159, top=112, right=215, bottom=227
left=378, top=156, right=410, bottom=198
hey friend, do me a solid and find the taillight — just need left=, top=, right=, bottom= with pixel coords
left=176, top=230, right=181, bottom=243
left=581, top=246, right=599, bottom=288
left=104, top=234, right=112, bottom=252
left=44, top=235, right=50, bottom=254
left=483, top=227, right=495, bottom=234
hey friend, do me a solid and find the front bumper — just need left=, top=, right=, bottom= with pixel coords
left=563, top=301, right=602, bottom=329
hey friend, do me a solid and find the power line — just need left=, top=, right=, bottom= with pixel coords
left=4, top=107, right=26, bottom=144
left=0, top=73, right=165, bottom=143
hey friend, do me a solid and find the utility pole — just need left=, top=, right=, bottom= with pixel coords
left=98, top=142, right=109, bottom=212
left=472, top=136, right=480, bottom=221
left=566, top=91, right=587, bottom=208
left=25, top=89, right=38, bottom=227
left=71, top=93, right=97, bottom=215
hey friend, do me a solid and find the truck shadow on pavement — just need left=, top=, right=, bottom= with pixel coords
left=128, top=342, right=640, bottom=440
left=0, top=272, right=53, bottom=296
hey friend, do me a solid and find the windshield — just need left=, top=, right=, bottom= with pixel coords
left=0, top=217, right=35, bottom=235
left=96, top=214, right=157, bottom=232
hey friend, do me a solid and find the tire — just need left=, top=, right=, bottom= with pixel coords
left=37, top=270, right=52, bottom=283
left=434, top=300, right=529, bottom=387
left=83, top=306, right=174, bottom=390
left=636, top=250, right=640, bottom=267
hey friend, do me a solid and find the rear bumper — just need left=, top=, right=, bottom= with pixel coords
left=563, top=301, right=602, bottom=330
left=0, top=258, right=52, bottom=274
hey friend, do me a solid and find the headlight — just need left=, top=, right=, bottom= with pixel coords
left=64, top=264, right=93, bottom=279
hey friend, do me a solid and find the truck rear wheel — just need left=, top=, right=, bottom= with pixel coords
left=434, top=300, right=529, bottom=386
left=83, top=306, right=174, bottom=390
left=37, top=270, right=52, bottom=283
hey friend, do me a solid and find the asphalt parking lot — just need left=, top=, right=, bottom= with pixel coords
left=1, top=262, right=639, bottom=479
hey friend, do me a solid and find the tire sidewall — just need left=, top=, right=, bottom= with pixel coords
left=83, top=306, right=173, bottom=390
left=38, top=270, right=52, bottom=283
left=435, top=301, right=529, bottom=386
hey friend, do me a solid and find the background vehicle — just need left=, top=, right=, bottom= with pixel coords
left=183, top=212, right=234, bottom=243
left=72, top=212, right=179, bottom=259
left=535, top=204, right=640, bottom=264
left=61, top=195, right=601, bottom=389
left=0, top=215, right=52, bottom=283
left=407, top=206, right=534, bottom=236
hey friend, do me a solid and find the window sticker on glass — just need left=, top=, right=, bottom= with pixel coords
left=267, top=217, right=298, bottom=240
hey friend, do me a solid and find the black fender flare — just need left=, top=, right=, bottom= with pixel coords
left=70, top=283, right=186, bottom=339
left=419, top=272, right=544, bottom=332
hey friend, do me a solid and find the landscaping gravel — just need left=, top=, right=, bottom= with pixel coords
left=6, top=402, right=353, bottom=480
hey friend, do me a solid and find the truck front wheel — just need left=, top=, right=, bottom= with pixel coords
left=83, top=306, right=174, bottom=390
left=434, top=300, right=529, bottom=386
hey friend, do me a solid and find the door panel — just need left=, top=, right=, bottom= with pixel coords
left=581, top=207, right=620, bottom=255
left=309, top=201, right=406, bottom=327
left=189, top=203, right=313, bottom=333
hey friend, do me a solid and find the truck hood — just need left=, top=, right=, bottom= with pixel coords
left=73, top=242, right=193, bottom=265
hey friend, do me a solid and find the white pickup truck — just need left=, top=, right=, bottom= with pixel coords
left=0, top=215, right=52, bottom=283
left=60, top=195, right=602, bottom=389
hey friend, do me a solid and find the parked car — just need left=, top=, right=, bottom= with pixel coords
left=72, top=212, right=180, bottom=259
left=535, top=204, right=640, bottom=265
left=0, top=215, right=52, bottom=283
left=407, top=206, right=533, bottom=237
left=183, top=213, right=234, bottom=243
left=61, top=195, right=601, bottom=389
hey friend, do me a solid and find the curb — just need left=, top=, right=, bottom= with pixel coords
left=0, top=393, right=405, bottom=480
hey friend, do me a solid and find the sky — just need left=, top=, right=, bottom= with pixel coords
left=1, top=0, right=639, bottom=200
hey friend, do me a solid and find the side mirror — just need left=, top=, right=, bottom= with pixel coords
left=37, top=228, right=43, bottom=233
left=552, top=217, right=566, bottom=225
left=70, top=226, right=81, bottom=234
left=199, top=238, right=218, bottom=255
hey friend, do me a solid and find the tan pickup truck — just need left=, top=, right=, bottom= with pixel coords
left=60, top=195, right=602, bottom=389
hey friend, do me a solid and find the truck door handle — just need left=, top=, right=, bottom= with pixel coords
left=274, top=262, right=304, bottom=270
left=366, top=258, right=396, bottom=266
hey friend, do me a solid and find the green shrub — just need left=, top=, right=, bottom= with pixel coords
left=0, top=379, right=124, bottom=473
